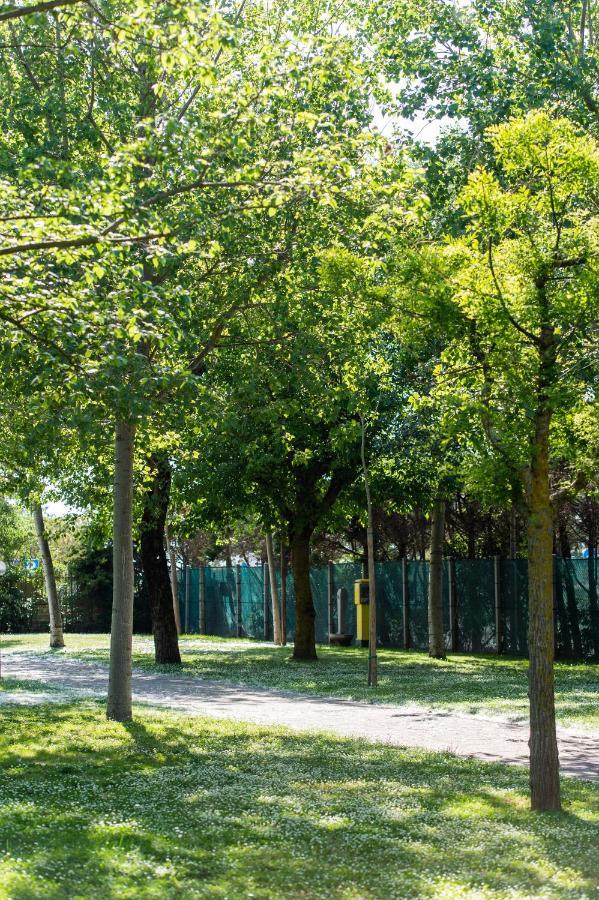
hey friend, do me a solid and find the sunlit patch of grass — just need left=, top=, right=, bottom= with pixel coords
left=0, top=701, right=597, bottom=899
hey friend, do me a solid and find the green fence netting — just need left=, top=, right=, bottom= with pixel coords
left=179, top=557, right=599, bottom=660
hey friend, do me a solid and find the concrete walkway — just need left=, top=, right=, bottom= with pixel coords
left=3, top=651, right=598, bottom=781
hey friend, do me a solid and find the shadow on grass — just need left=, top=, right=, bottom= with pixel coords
left=0, top=702, right=597, bottom=898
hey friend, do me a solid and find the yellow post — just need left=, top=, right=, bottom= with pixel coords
left=354, top=579, right=370, bottom=647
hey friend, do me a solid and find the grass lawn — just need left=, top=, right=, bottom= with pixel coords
left=5, top=633, right=598, bottom=732
left=0, top=677, right=60, bottom=695
left=0, top=700, right=597, bottom=899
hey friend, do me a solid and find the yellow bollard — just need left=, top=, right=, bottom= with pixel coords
left=354, top=579, right=370, bottom=647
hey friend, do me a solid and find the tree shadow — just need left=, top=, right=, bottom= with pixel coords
left=1, top=702, right=598, bottom=898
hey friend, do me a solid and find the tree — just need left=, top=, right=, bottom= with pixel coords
left=0, top=0, right=388, bottom=714
left=427, top=498, right=446, bottom=659
left=265, top=532, right=283, bottom=645
left=32, top=503, right=64, bottom=649
left=426, top=112, right=598, bottom=810
left=360, top=413, right=378, bottom=686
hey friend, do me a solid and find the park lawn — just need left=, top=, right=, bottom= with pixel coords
left=7, top=633, right=597, bottom=731
left=0, top=701, right=597, bottom=899
left=0, top=677, right=59, bottom=694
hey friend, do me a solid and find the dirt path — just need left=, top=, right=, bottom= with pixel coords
left=3, top=651, right=598, bottom=781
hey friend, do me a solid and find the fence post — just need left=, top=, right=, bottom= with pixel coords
left=263, top=560, right=269, bottom=640
left=199, top=566, right=206, bottom=635
left=402, top=558, right=410, bottom=650
left=235, top=564, right=242, bottom=638
left=494, top=556, right=502, bottom=654
left=184, top=564, right=190, bottom=634
left=328, top=561, right=334, bottom=641
left=449, top=558, right=458, bottom=652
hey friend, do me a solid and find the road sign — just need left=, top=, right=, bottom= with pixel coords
left=0, top=561, right=6, bottom=576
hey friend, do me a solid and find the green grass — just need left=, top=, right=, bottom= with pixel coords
left=9, top=633, right=596, bottom=731
left=0, top=701, right=597, bottom=899
left=0, top=677, right=60, bottom=695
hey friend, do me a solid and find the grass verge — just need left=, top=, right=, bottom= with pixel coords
left=9, top=633, right=596, bottom=731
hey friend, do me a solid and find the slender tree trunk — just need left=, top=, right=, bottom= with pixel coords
left=509, top=503, right=518, bottom=558
left=360, top=414, right=377, bottom=686
left=32, top=502, right=64, bottom=649
left=527, top=411, right=561, bottom=811
left=107, top=420, right=136, bottom=722
left=428, top=498, right=446, bottom=659
left=291, top=528, right=317, bottom=660
left=280, top=539, right=287, bottom=646
left=165, top=524, right=181, bottom=635
left=558, top=519, right=582, bottom=658
left=266, top=532, right=282, bottom=645
left=140, top=453, right=181, bottom=665
left=588, top=525, right=599, bottom=659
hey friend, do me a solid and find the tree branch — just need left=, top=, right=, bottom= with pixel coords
left=0, top=0, right=86, bottom=22
left=487, top=241, right=539, bottom=345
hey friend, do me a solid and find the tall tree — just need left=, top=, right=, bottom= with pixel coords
left=423, top=112, right=598, bottom=810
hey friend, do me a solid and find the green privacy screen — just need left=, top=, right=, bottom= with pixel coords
left=179, top=557, right=599, bottom=660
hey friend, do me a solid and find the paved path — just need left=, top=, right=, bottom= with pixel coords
left=3, top=652, right=598, bottom=781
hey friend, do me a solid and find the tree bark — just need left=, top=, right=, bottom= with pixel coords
left=32, top=502, right=64, bottom=649
left=588, top=528, right=599, bottom=660
left=280, top=539, right=287, bottom=646
left=107, top=420, right=136, bottom=722
left=527, top=410, right=561, bottom=811
left=557, top=519, right=582, bottom=658
left=266, top=531, right=282, bottom=645
left=140, top=453, right=181, bottom=664
left=291, top=529, right=317, bottom=660
left=360, top=414, right=377, bottom=686
left=428, top=498, right=446, bottom=658
left=164, top=524, right=181, bottom=635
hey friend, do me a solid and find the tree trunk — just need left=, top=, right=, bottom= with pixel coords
left=140, top=453, right=181, bottom=665
left=509, top=503, right=518, bottom=558
left=428, top=498, right=446, bottom=658
left=164, top=524, right=181, bottom=635
left=588, top=526, right=599, bottom=660
left=266, top=532, right=282, bottom=645
left=527, top=410, right=561, bottom=811
left=291, top=529, right=317, bottom=660
left=107, top=420, right=136, bottom=722
left=557, top=519, right=582, bottom=658
left=32, top=502, right=64, bottom=649
left=280, top=539, right=287, bottom=646
left=360, top=414, right=377, bottom=686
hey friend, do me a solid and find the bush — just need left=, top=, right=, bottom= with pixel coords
left=0, top=572, right=33, bottom=632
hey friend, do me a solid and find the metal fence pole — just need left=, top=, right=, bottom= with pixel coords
left=184, top=564, right=190, bottom=634
left=327, top=561, right=334, bottom=640
left=263, top=560, right=269, bottom=640
left=494, top=556, right=502, bottom=654
left=235, top=564, right=242, bottom=638
left=199, top=566, right=206, bottom=635
left=402, top=558, right=410, bottom=650
left=449, top=558, right=458, bottom=652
